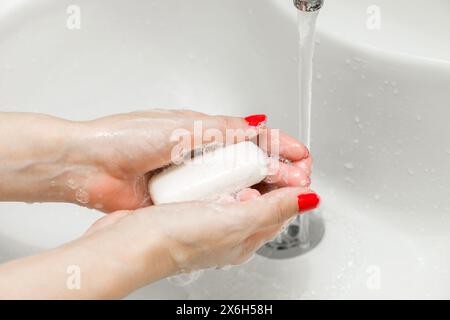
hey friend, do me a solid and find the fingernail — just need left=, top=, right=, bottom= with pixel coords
left=297, top=193, right=320, bottom=213
left=304, top=147, right=310, bottom=158
left=300, top=176, right=311, bottom=187
left=244, top=114, right=267, bottom=127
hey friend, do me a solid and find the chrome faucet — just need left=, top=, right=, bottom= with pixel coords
left=294, top=0, right=324, bottom=12
left=257, top=0, right=325, bottom=260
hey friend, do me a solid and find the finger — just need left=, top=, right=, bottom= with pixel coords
left=236, top=188, right=261, bottom=202
left=257, top=129, right=309, bottom=162
left=292, top=156, right=313, bottom=176
left=242, top=187, right=320, bottom=229
left=265, top=159, right=311, bottom=187
left=159, top=113, right=264, bottom=168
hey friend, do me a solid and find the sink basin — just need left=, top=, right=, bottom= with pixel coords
left=1, top=0, right=449, bottom=299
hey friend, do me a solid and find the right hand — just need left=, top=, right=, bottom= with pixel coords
left=84, top=187, right=320, bottom=284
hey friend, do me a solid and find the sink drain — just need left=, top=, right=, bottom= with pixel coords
left=257, top=210, right=325, bottom=259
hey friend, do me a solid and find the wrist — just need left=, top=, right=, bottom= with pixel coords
left=0, top=112, right=90, bottom=203
left=82, top=211, right=179, bottom=293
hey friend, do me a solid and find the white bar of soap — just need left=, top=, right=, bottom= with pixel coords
left=149, top=141, right=269, bottom=204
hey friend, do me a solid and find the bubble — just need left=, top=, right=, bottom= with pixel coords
left=344, top=162, right=354, bottom=170
left=167, top=270, right=203, bottom=287
left=75, top=189, right=89, bottom=204
left=66, top=179, right=78, bottom=190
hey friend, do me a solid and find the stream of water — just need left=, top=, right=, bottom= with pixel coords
left=296, top=10, right=319, bottom=247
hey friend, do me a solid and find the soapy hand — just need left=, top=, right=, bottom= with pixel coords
left=0, top=185, right=319, bottom=299
left=0, top=111, right=312, bottom=212
left=84, top=187, right=319, bottom=278
left=68, top=110, right=312, bottom=212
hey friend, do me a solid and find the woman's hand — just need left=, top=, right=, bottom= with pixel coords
left=67, top=110, right=254, bottom=212
left=0, top=186, right=319, bottom=299
left=0, top=111, right=312, bottom=212
left=73, top=110, right=312, bottom=212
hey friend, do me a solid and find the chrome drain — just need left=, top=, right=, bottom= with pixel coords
left=257, top=210, right=325, bottom=259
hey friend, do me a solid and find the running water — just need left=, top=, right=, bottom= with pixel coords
left=296, top=9, right=319, bottom=248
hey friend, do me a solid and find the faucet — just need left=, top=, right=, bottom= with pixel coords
left=256, top=0, right=325, bottom=260
left=293, top=0, right=324, bottom=12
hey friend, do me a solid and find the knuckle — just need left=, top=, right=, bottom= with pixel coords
left=271, top=200, right=286, bottom=225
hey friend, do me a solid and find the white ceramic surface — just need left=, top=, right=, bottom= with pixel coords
left=0, top=0, right=449, bottom=299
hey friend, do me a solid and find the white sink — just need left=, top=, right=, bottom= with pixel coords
left=1, top=0, right=449, bottom=299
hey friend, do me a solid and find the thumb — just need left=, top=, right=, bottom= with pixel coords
left=241, top=187, right=320, bottom=229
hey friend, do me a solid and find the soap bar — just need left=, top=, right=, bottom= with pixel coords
left=149, top=141, right=269, bottom=204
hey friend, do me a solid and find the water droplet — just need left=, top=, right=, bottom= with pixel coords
left=373, top=194, right=381, bottom=201
left=345, top=59, right=351, bottom=65
left=393, top=89, right=399, bottom=95
left=367, top=93, right=374, bottom=98
left=66, top=179, right=78, bottom=190
left=415, top=114, right=422, bottom=121
left=353, top=139, right=359, bottom=144
left=75, top=189, right=89, bottom=204
left=354, top=116, right=360, bottom=123
left=344, top=162, right=354, bottom=170
left=408, top=169, right=414, bottom=175
left=315, top=73, right=322, bottom=80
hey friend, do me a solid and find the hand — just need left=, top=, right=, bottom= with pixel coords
left=0, top=111, right=312, bottom=212
left=65, top=110, right=312, bottom=212
left=84, top=187, right=320, bottom=281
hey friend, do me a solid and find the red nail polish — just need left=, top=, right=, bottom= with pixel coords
left=297, top=193, right=320, bottom=213
left=245, top=114, right=267, bottom=127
